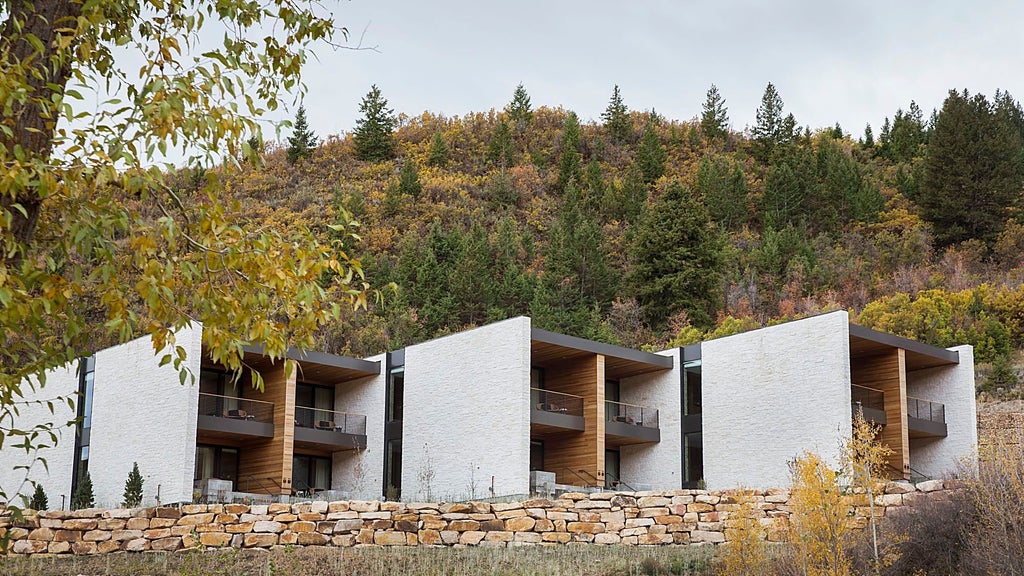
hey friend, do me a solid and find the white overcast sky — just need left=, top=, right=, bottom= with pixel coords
left=287, top=0, right=1024, bottom=141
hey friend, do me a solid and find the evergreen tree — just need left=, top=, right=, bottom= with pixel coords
left=286, top=104, right=318, bottom=164
left=29, top=483, right=48, bottom=510
left=601, top=85, right=632, bottom=144
left=700, top=84, right=730, bottom=143
left=487, top=120, right=515, bottom=167
left=751, top=82, right=786, bottom=161
left=72, top=470, right=95, bottom=510
left=983, top=353, right=1019, bottom=394
left=427, top=132, right=449, bottom=167
left=920, top=90, right=1024, bottom=246
left=627, top=180, right=724, bottom=329
left=122, top=462, right=144, bottom=508
left=884, top=102, right=926, bottom=162
left=830, top=123, right=843, bottom=139
left=583, top=159, right=605, bottom=214
left=506, top=83, right=533, bottom=128
left=397, top=159, right=423, bottom=198
left=486, top=169, right=518, bottom=208
left=556, top=112, right=583, bottom=192
left=531, top=181, right=615, bottom=337
left=353, top=84, right=397, bottom=162
left=636, top=120, right=666, bottom=184
left=862, top=123, right=874, bottom=147
left=697, top=155, right=747, bottom=229
left=762, top=144, right=815, bottom=229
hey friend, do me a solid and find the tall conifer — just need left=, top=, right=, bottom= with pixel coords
left=353, top=85, right=397, bottom=162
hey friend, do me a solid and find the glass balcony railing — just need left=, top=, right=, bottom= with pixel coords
left=294, top=406, right=367, bottom=436
left=605, top=400, right=659, bottom=429
left=851, top=384, right=885, bottom=412
left=198, top=392, right=274, bottom=424
left=907, top=396, right=945, bottom=423
left=530, top=388, right=584, bottom=418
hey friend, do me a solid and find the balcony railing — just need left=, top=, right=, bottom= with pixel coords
left=907, top=396, right=945, bottom=423
left=531, top=389, right=584, bottom=418
left=605, top=400, right=659, bottom=429
left=294, top=406, right=367, bottom=436
left=851, top=384, right=885, bottom=412
left=198, top=393, right=274, bottom=424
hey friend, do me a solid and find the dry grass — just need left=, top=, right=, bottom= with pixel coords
left=0, top=545, right=716, bottom=576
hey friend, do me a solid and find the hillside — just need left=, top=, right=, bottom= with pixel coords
left=204, top=84, right=1024, bottom=393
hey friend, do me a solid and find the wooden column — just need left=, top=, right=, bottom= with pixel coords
left=237, top=360, right=297, bottom=495
left=851, top=349, right=910, bottom=479
left=543, top=354, right=605, bottom=486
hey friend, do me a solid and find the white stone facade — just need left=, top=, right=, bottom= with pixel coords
left=907, top=344, right=977, bottom=477
left=700, top=311, right=853, bottom=490
left=88, top=327, right=203, bottom=507
left=619, top=348, right=682, bottom=490
left=332, top=353, right=385, bottom=500
left=0, top=364, right=79, bottom=508
left=402, top=317, right=532, bottom=500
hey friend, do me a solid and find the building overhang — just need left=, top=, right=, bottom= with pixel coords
left=204, top=345, right=381, bottom=384
left=530, top=328, right=673, bottom=379
left=848, top=324, right=960, bottom=371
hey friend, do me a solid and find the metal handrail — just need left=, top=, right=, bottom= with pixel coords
left=907, top=396, right=945, bottom=423
left=851, top=384, right=885, bottom=412
left=242, top=475, right=281, bottom=495
left=531, top=388, right=584, bottom=418
left=603, top=470, right=635, bottom=492
left=605, top=400, right=659, bottom=429
left=198, top=392, right=274, bottom=423
left=294, top=406, right=367, bottom=435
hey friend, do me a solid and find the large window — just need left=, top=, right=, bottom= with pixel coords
left=530, top=440, right=544, bottom=472
left=682, top=360, right=703, bottom=487
left=71, top=357, right=95, bottom=499
left=194, top=445, right=239, bottom=482
left=200, top=368, right=241, bottom=412
left=605, top=449, right=621, bottom=489
left=296, top=383, right=334, bottom=427
left=386, top=368, right=404, bottom=422
left=383, top=363, right=404, bottom=499
left=292, top=454, right=332, bottom=494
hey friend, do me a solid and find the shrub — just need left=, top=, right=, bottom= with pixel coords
left=28, top=483, right=47, bottom=511
left=71, top=470, right=95, bottom=510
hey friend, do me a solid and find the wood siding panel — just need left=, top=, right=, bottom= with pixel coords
left=851, top=350, right=910, bottom=479
left=538, top=355, right=604, bottom=485
left=236, top=360, right=296, bottom=495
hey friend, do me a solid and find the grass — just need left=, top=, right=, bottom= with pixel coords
left=0, top=545, right=716, bottom=576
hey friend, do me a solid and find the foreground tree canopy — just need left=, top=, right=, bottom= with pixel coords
left=0, top=0, right=370, bottom=473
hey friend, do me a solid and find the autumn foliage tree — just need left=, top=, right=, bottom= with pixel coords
left=0, top=0, right=370, bottom=506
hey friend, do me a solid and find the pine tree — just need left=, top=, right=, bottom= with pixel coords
left=700, top=84, right=730, bottom=144
left=697, top=155, right=747, bottom=230
left=487, top=120, right=515, bottom=167
left=286, top=104, right=318, bottom=164
left=506, top=83, right=533, bottom=128
left=122, top=462, right=144, bottom=508
left=353, top=84, right=397, bottom=162
left=601, top=85, right=631, bottom=145
left=983, top=353, right=1019, bottom=394
left=920, top=90, right=1024, bottom=246
left=427, top=132, right=449, bottom=167
left=862, top=123, right=874, bottom=147
left=397, top=159, right=422, bottom=198
left=627, top=180, right=724, bottom=329
left=636, top=119, right=666, bottom=184
left=72, top=470, right=95, bottom=510
left=532, top=181, right=615, bottom=337
left=751, top=82, right=786, bottom=162
left=885, top=101, right=926, bottom=162
left=29, top=483, right=48, bottom=510
left=761, top=143, right=816, bottom=229
left=556, top=112, right=583, bottom=192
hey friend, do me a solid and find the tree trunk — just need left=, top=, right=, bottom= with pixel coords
left=1, top=0, right=81, bottom=259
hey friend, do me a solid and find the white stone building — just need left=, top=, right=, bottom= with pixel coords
left=1, top=311, right=976, bottom=507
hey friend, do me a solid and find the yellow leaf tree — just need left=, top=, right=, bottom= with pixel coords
left=1, top=0, right=369, bottom=506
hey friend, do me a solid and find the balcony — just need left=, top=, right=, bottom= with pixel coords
left=851, top=385, right=887, bottom=425
left=530, top=389, right=585, bottom=432
left=605, top=400, right=660, bottom=445
left=907, top=396, right=947, bottom=438
left=197, top=393, right=275, bottom=439
left=294, top=407, right=367, bottom=451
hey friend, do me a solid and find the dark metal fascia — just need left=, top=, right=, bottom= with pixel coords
left=848, top=324, right=960, bottom=365
left=243, top=344, right=382, bottom=375
left=530, top=328, right=674, bottom=369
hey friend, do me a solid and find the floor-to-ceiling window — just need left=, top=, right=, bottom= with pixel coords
left=683, top=359, right=703, bottom=488
left=291, top=454, right=332, bottom=494
left=71, top=357, right=95, bottom=500
left=296, top=383, right=334, bottom=427
left=383, top=358, right=404, bottom=499
left=605, top=449, right=621, bottom=489
left=194, top=445, right=239, bottom=483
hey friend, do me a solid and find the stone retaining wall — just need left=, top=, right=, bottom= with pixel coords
left=1, top=480, right=951, bottom=555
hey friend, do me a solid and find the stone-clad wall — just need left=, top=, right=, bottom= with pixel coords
left=1, top=481, right=951, bottom=555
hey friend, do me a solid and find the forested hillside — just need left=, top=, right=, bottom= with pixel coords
left=205, top=83, right=1024, bottom=393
